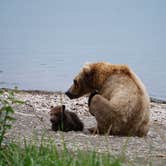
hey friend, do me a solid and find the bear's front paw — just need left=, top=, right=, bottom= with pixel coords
left=88, top=90, right=99, bottom=107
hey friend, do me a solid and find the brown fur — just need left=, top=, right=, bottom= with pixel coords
left=66, top=62, right=150, bottom=136
left=50, top=105, right=84, bottom=132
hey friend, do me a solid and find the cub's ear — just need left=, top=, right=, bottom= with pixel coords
left=50, top=106, right=54, bottom=109
left=62, top=105, right=65, bottom=111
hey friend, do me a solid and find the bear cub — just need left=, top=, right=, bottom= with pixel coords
left=50, top=105, right=84, bottom=132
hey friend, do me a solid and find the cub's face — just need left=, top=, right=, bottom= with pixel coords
left=50, top=106, right=63, bottom=124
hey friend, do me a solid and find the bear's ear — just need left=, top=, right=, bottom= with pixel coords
left=83, top=64, right=91, bottom=75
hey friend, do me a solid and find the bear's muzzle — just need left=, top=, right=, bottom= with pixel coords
left=65, top=91, right=78, bottom=99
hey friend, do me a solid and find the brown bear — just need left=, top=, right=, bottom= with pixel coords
left=50, top=105, right=84, bottom=132
left=65, top=62, right=150, bottom=137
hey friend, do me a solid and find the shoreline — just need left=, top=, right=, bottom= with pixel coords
left=1, top=87, right=166, bottom=104
left=2, top=87, right=166, bottom=165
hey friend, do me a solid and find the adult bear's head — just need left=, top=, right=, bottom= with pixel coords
left=65, top=62, right=112, bottom=99
left=65, top=63, right=95, bottom=99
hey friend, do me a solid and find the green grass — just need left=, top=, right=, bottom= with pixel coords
left=0, top=140, right=124, bottom=166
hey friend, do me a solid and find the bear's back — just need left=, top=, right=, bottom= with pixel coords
left=99, top=66, right=150, bottom=116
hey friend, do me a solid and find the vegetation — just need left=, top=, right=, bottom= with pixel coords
left=0, top=89, right=23, bottom=148
left=0, top=140, right=124, bottom=166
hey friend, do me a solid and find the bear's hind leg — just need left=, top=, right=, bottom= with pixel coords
left=89, top=94, right=117, bottom=134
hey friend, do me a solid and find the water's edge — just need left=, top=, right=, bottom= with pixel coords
left=1, top=88, right=166, bottom=104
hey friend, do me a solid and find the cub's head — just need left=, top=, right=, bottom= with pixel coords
left=65, top=64, right=95, bottom=99
left=49, top=105, right=65, bottom=124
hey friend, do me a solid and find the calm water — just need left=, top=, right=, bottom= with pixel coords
left=1, top=1, right=166, bottom=99
left=0, top=52, right=165, bottom=100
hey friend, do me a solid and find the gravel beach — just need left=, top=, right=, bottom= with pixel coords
left=4, top=90, right=166, bottom=165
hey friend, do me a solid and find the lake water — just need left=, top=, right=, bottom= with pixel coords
left=0, top=52, right=165, bottom=100
left=1, top=1, right=166, bottom=100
